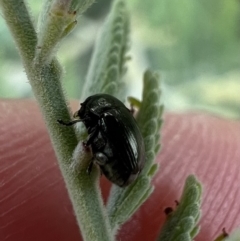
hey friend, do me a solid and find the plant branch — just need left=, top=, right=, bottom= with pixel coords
left=0, top=1, right=112, bottom=240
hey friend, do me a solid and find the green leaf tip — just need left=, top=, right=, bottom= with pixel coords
left=157, top=175, right=202, bottom=241
left=127, top=96, right=142, bottom=108
left=35, top=1, right=77, bottom=65
left=108, top=176, right=151, bottom=228
left=223, top=229, right=240, bottom=241
left=137, top=70, right=163, bottom=174
left=69, top=0, right=95, bottom=15
left=214, top=228, right=230, bottom=241
left=82, top=0, right=130, bottom=99
left=147, top=163, right=159, bottom=177
left=35, top=0, right=95, bottom=66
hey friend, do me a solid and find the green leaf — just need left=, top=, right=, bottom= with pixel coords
left=213, top=228, right=231, bottom=241
left=127, top=96, right=142, bottom=108
left=107, top=176, right=152, bottom=229
left=137, top=70, right=163, bottom=173
left=107, top=70, right=163, bottom=232
left=147, top=163, right=159, bottom=177
left=82, top=0, right=130, bottom=99
left=157, top=175, right=202, bottom=241
left=69, top=0, right=96, bottom=14
left=190, top=226, right=200, bottom=240
left=223, top=230, right=240, bottom=241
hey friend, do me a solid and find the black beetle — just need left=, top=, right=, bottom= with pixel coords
left=58, top=94, right=145, bottom=187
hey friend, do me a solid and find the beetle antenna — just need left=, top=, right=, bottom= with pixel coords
left=57, top=119, right=82, bottom=126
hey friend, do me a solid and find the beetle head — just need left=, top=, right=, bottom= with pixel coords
left=74, top=94, right=126, bottom=129
left=80, top=94, right=125, bottom=115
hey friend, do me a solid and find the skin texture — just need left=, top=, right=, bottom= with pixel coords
left=0, top=99, right=240, bottom=241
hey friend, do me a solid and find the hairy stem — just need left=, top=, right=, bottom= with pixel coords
left=0, top=1, right=112, bottom=240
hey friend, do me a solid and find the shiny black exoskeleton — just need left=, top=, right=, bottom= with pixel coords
left=58, top=94, right=145, bottom=187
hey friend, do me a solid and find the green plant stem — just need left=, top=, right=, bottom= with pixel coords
left=0, top=1, right=112, bottom=240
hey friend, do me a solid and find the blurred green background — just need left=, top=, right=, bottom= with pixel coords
left=0, top=0, right=239, bottom=118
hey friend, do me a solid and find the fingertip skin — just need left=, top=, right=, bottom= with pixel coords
left=0, top=100, right=82, bottom=241
left=118, top=113, right=240, bottom=241
left=0, top=100, right=240, bottom=241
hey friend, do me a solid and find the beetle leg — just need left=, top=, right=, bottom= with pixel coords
left=57, top=119, right=81, bottom=126
left=94, top=152, right=108, bottom=166
left=82, top=142, right=91, bottom=152
left=129, top=104, right=135, bottom=115
left=85, top=126, right=99, bottom=146
left=87, top=158, right=103, bottom=175
left=87, top=160, right=94, bottom=174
